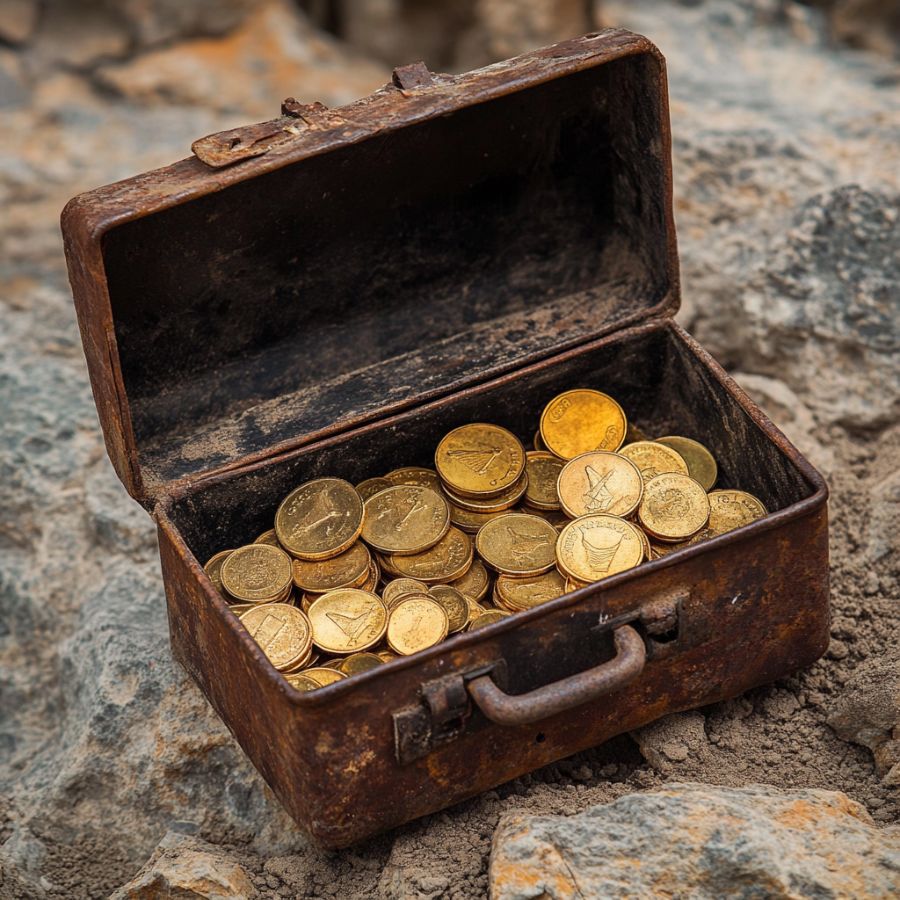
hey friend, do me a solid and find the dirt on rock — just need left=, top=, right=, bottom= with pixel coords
left=0, top=1, right=898, bottom=898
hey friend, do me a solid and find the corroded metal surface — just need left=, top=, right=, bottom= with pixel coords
left=61, top=28, right=677, bottom=504
left=467, top=625, right=646, bottom=725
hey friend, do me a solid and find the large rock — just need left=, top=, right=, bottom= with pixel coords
left=630, top=711, right=713, bottom=775
left=30, top=0, right=257, bottom=68
left=693, top=185, right=900, bottom=431
left=110, top=832, right=256, bottom=899
left=92, top=0, right=386, bottom=116
left=605, top=1, right=900, bottom=432
left=812, top=0, right=900, bottom=57
left=490, top=784, right=900, bottom=899
left=0, top=0, right=39, bottom=46
left=333, top=0, right=591, bottom=70
left=828, top=652, right=900, bottom=784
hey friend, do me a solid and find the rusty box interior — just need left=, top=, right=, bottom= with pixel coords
left=168, top=324, right=818, bottom=566
left=95, top=49, right=676, bottom=495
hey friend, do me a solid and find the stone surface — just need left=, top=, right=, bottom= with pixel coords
left=93, top=0, right=385, bottom=116
left=813, top=0, right=900, bottom=57
left=0, top=0, right=39, bottom=46
left=828, top=651, right=900, bottom=784
left=631, top=712, right=713, bottom=775
left=332, top=0, right=591, bottom=71
left=110, top=832, right=257, bottom=900
left=0, top=1, right=899, bottom=897
left=490, top=784, right=900, bottom=900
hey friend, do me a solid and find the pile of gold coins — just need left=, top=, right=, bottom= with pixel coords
left=204, top=389, right=768, bottom=691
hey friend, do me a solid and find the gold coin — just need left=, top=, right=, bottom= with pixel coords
left=383, top=467, right=443, bottom=491
left=428, top=585, right=469, bottom=633
left=279, top=647, right=318, bottom=673
left=275, top=478, right=364, bottom=561
left=468, top=609, right=509, bottom=630
left=649, top=540, right=688, bottom=558
left=376, top=649, right=400, bottom=663
left=382, top=577, right=429, bottom=606
left=444, top=474, right=527, bottom=512
left=556, top=515, right=645, bottom=583
left=539, top=389, right=627, bottom=460
left=533, top=429, right=547, bottom=452
left=495, top=570, right=567, bottom=611
left=239, top=603, right=312, bottom=671
left=291, top=541, right=371, bottom=593
left=384, top=589, right=429, bottom=611
left=475, top=513, right=558, bottom=576
left=361, top=559, right=380, bottom=592
left=272, top=581, right=295, bottom=603
left=563, top=575, right=590, bottom=592
left=435, top=423, right=525, bottom=497
left=303, top=667, right=347, bottom=687
left=450, top=558, right=490, bottom=602
left=447, top=501, right=509, bottom=534
left=523, top=452, right=564, bottom=510
left=557, top=451, right=643, bottom=519
left=203, top=549, right=233, bottom=597
left=254, top=529, right=281, bottom=547
left=361, top=485, right=450, bottom=554
left=338, top=652, right=384, bottom=676
left=465, top=598, right=487, bottom=622
left=385, top=527, right=473, bottom=584
left=619, top=441, right=689, bottom=484
left=356, top=477, right=393, bottom=501
left=228, top=602, right=257, bottom=616
left=636, top=524, right=651, bottom=561
left=307, top=589, right=388, bottom=654
left=655, top=436, right=718, bottom=491
left=705, top=490, right=768, bottom=535
left=376, top=551, right=402, bottom=578
left=221, top=544, right=293, bottom=603
left=624, top=422, right=651, bottom=444
left=638, top=473, right=710, bottom=541
left=284, top=672, right=319, bottom=692
left=386, top=595, right=449, bottom=655
left=522, top=506, right=570, bottom=531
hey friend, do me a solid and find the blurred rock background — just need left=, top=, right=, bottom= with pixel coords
left=1, top=1, right=898, bottom=897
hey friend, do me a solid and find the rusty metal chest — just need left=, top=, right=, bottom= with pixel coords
left=61, top=29, right=829, bottom=848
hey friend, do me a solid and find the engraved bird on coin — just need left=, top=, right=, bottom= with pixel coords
left=394, top=495, right=427, bottom=530
left=583, top=466, right=615, bottom=513
left=505, top=523, right=552, bottom=560
left=447, top=447, right=501, bottom=476
left=326, top=610, right=372, bottom=641
left=293, top=491, right=341, bottom=537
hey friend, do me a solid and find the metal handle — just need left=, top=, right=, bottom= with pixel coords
left=466, top=625, right=646, bottom=726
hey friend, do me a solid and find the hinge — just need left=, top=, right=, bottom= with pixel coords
left=391, top=61, right=434, bottom=92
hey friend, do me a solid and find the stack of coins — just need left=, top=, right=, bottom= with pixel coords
left=204, top=389, right=767, bottom=689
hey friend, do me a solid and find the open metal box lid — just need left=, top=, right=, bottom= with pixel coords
left=61, top=28, right=679, bottom=505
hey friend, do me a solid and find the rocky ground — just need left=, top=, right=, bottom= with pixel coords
left=1, top=1, right=898, bottom=898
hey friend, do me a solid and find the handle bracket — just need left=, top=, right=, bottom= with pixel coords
left=393, top=622, right=650, bottom=762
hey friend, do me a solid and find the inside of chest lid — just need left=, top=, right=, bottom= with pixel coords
left=99, top=37, right=676, bottom=492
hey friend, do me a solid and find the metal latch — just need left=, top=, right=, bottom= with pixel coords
left=393, top=661, right=506, bottom=764
left=191, top=98, right=341, bottom=168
